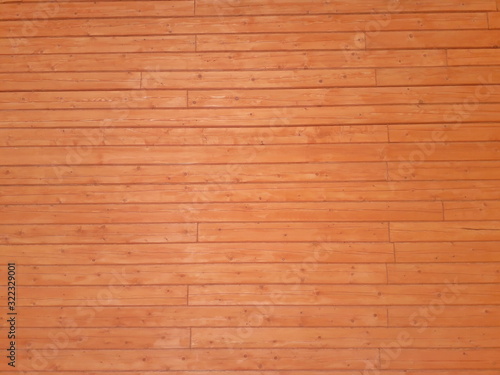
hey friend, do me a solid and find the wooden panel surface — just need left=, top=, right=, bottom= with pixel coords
left=1, top=0, right=499, bottom=373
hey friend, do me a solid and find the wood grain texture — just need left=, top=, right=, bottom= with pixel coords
left=1, top=0, right=499, bottom=373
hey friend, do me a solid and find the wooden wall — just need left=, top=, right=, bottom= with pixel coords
left=1, top=0, right=500, bottom=373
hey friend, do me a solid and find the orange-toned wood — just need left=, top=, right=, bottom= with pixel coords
left=0, top=242, right=395, bottom=265
left=16, top=263, right=388, bottom=285
left=195, top=0, right=497, bottom=15
left=0, top=223, right=197, bottom=244
left=0, top=202, right=443, bottom=224
left=0, top=50, right=447, bottom=73
left=191, top=327, right=500, bottom=348
left=390, top=221, right=500, bottom=242
left=376, top=66, right=500, bottom=85
left=0, top=1, right=194, bottom=20
left=0, top=13, right=489, bottom=38
left=198, top=222, right=389, bottom=242
left=0, top=162, right=387, bottom=185
left=389, top=305, right=500, bottom=326
left=395, top=241, right=500, bottom=262
left=367, top=30, right=500, bottom=49
left=188, top=284, right=500, bottom=305
left=1, top=0, right=499, bottom=372
left=142, top=69, right=377, bottom=89
left=18, top=305, right=388, bottom=327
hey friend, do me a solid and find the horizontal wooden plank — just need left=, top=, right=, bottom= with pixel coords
left=197, top=32, right=365, bottom=51
left=386, top=349, right=499, bottom=369
left=188, top=284, right=500, bottom=305
left=388, top=161, right=500, bottom=181
left=15, top=285, right=187, bottom=306
left=0, top=1, right=194, bottom=20
left=0, top=202, right=443, bottom=224
left=376, top=66, right=500, bottom=86
left=447, top=48, right=500, bottom=66
left=195, top=0, right=496, bottom=15
left=198, top=222, right=389, bottom=242
left=0, top=242, right=395, bottom=265
left=2, top=349, right=378, bottom=372
left=0, top=90, right=187, bottom=110
left=0, top=372, right=496, bottom=375
left=0, top=72, right=141, bottom=91
left=0, top=162, right=387, bottom=185
left=2, top=142, right=498, bottom=165
left=192, top=327, right=500, bottom=348
left=389, top=123, right=500, bottom=142
left=445, top=201, right=500, bottom=220
left=387, top=263, right=500, bottom=283
left=389, top=306, right=500, bottom=326
left=490, top=11, right=500, bottom=28
left=0, top=328, right=190, bottom=349
left=17, top=305, right=388, bottom=327
left=4, top=104, right=500, bottom=128
left=2, top=180, right=498, bottom=205
left=0, top=50, right=447, bottom=73
left=395, top=242, right=500, bottom=263
left=14, top=263, right=387, bottom=285
left=0, top=125, right=388, bottom=146
left=2, top=35, right=196, bottom=54
left=143, top=69, right=376, bottom=89
left=0, top=13, right=488, bottom=38
left=390, top=221, right=500, bottom=242
left=367, top=30, right=500, bottom=49
left=189, top=86, right=500, bottom=107
left=0, top=223, right=197, bottom=244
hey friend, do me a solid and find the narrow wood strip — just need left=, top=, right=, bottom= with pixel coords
left=196, top=32, right=365, bottom=51
left=1, top=143, right=497, bottom=165
left=0, top=242, right=395, bottom=265
left=0, top=201, right=443, bottom=224
left=448, top=48, right=500, bottom=66
left=395, top=242, right=500, bottom=263
left=15, top=263, right=387, bottom=285
left=0, top=223, right=197, bottom=244
left=0, top=90, right=187, bottom=110
left=142, top=69, right=376, bottom=89
left=388, top=161, right=500, bottom=181
left=389, top=123, right=500, bottom=142
left=1, top=349, right=378, bottom=372
left=198, top=222, right=389, bottom=242
left=0, top=328, right=190, bottom=349
left=0, top=125, right=388, bottom=146
left=2, top=180, right=499, bottom=205
left=17, top=285, right=188, bottom=306
left=188, top=284, right=500, bottom=305
left=0, top=72, right=141, bottom=91
left=367, top=30, right=500, bottom=49
left=445, top=200, right=500, bottom=220
left=390, top=221, right=500, bottom=242
left=0, top=162, right=387, bottom=185
left=4, top=104, right=499, bottom=128
left=189, top=86, right=500, bottom=107
left=0, top=1, right=194, bottom=20
left=1, top=35, right=196, bottom=54
left=17, top=305, right=388, bottom=327
left=376, top=66, right=500, bottom=86
left=389, top=306, right=500, bottom=326
left=195, top=0, right=496, bottom=16
left=387, top=263, right=500, bottom=283
left=386, top=349, right=499, bottom=370
left=192, top=327, right=500, bottom=348
left=0, top=50, right=447, bottom=73
left=0, top=13, right=488, bottom=38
